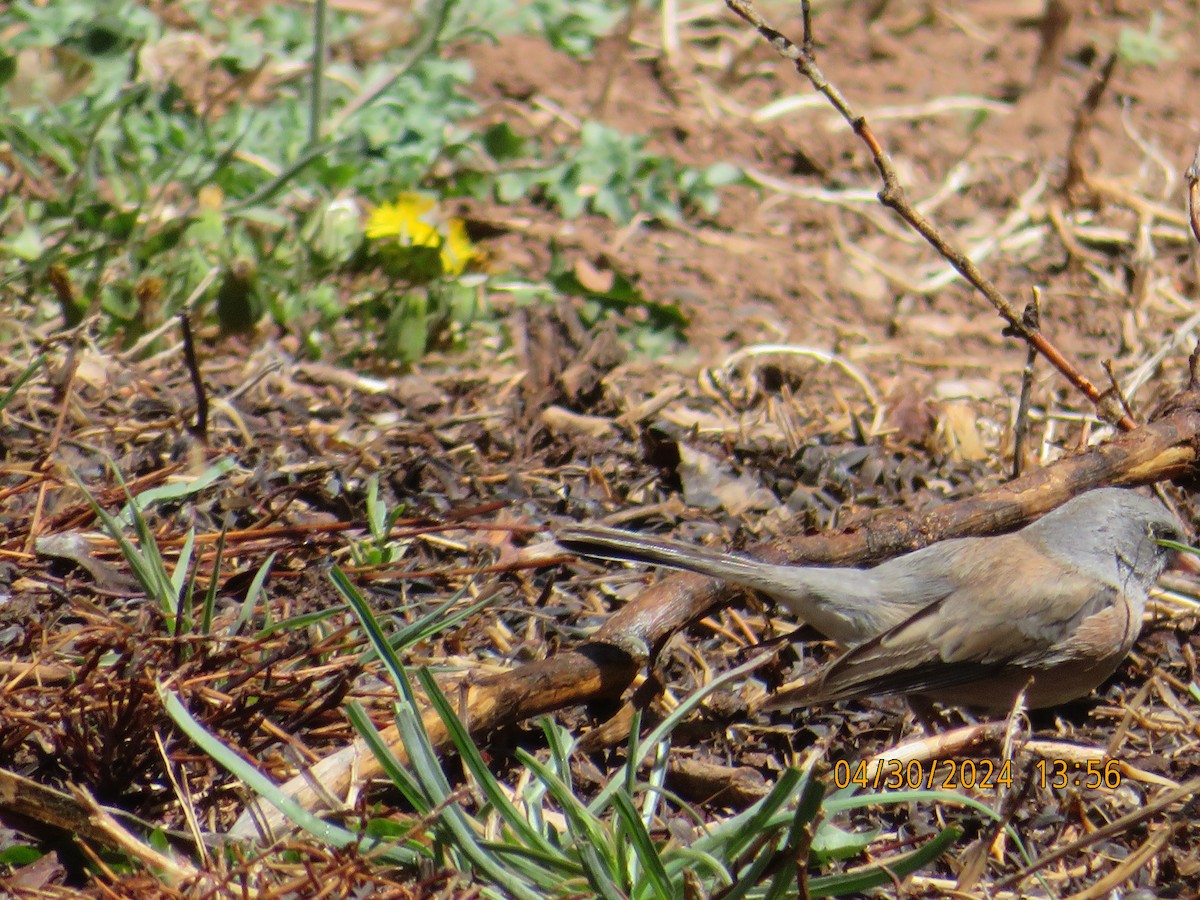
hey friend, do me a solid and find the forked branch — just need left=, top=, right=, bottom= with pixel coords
left=724, top=0, right=1134, bottom=431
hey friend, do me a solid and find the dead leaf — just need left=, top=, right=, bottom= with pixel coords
left=677, top=444, right=778, bottom=515
left=935, top=400, right=987, bottom=461
left=884, top=382, right=935, bottom=446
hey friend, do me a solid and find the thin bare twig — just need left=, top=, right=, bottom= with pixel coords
left=1186, top=144, right=1200, bottom=246
left=723, top=0, right=1135, bottom=431
left=1101, top=358, right=1136, bottom=423
left=179, top=312, right=209, bottom=443
left=1062, top=52, right=1117, bottom=201
left=1011, top=291, right=1040, bottom=479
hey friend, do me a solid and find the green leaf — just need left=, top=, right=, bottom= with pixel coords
left=809, top=819, right=877, bottom=863
left=0, top=844, right=42, bottom=867
left=1117, top=12, right=1177, bottom=68
left=483, top=122, right=526, bottom=162
left=703, top=161, right=744, bottom=186
left=495, top=170, right=536, bottom=203
left=4, top=224, right=45, bottom=261
left=384, top=291, right=430, bottom=362
left=549, top=257, right=688, bottom=331
left=117, top=457, right=237, bottom=527
left=0, top=53, right=17, bottom=88
left=807, top=827, right=962, bottom=897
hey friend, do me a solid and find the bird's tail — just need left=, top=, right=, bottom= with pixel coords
left=556, top=524, right=786, bottom=595
left=557, top=523, right=899, bottom=647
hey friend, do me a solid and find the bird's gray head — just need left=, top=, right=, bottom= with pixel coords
left=1028, top=488, right=1185, bottom=590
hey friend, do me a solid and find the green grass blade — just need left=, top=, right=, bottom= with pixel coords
left=416, top=668, right=563, bottom=862
left=199, top=529, right=226, bottom=636
left=384, top=584, right=504, bottom=654
left=76, top=468, right=177, bottom=625
left=234, top=551, right=277, bottom=635
left=256, top=603, right=348, bottom=637
left=610, top=788, right=672, bottom=900
left=806, top=826, right=962, bottom=897
left=590, top=650, right=773, bottom=816
left=344, top=700, right=429, bottom=813
left=393, top=704, right=543, bottom=900
left=332, top=564, right=418, bottom=707
left=159, top=686, right=420, bottom=864
left=716, top=768, right=820, bottom=900
left=0, top=353, right=46, bottom=412
left=691, top=768, right=806, bottom=861
left=516, top=748, right=626, bottom=896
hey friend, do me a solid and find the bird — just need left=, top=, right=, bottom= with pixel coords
left=556, top=488, right=1185, bottom=710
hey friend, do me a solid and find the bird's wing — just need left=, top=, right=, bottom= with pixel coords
left=771, top=562, right=1122, bottom=706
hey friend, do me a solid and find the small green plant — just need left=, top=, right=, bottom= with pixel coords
left=0, top=0, right=742, bottom=364
left=349, top=475, right=411, bottom=566
left=487, top=120, right=744, bottom=223
left=458, top=0, right=626, bottom=59
left=348, top=610, right=969, bottom=897
left=79, top=459, right=244, bottom=638
left=0, top=0, right=474, bottom=353
left=1116, top=11, right=1178, bottom=68
left=360, top=192, right=486, bottom=362
left=524, top=0, right=625, bottom=58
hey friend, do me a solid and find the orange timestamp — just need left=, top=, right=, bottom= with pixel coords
left=832, top=757, right=1126, bottom=791
left=833, top=757, right=1014, bottom=791
left=1033, top=758, right=1124, bottom=790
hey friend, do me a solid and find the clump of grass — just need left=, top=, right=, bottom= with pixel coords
left=168, top=558, right=972, bottom=896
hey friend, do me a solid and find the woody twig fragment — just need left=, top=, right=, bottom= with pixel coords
left=725, top=0, right=1134, bottom=430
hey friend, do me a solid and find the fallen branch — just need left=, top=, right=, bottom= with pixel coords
left=231, top=387, right=1200, bottom=839
left=0, top=767, right=209, bottom=890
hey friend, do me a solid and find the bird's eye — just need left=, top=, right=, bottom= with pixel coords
left=1149, top=522, right=1183, bottom=544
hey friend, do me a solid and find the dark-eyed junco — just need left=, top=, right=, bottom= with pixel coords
left=557, top=488, right=1185, bottom=710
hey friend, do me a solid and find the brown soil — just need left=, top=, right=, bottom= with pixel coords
left=3, top=0, right=1200, bottom=896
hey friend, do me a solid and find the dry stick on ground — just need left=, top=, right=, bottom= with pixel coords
left=1061, top=51, right=1117, bottom=203
left=1011, top=291, right=1041, bottom=479
left=232, top=383, right=1200, bottom=837
left=724, top=0, right=1134, bottom=431
left=1187, top=143, right=1200, bottom=246
left=0, top=768, right=206, bottom=889
left=1031, top=0, right=1080, bottom=91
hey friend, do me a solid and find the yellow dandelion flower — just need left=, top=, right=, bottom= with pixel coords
left=366, top=192, right=478, bottom=279
left=440, top=217, right=477, bottom=276
left=366, top=193, right=440, bottom=247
